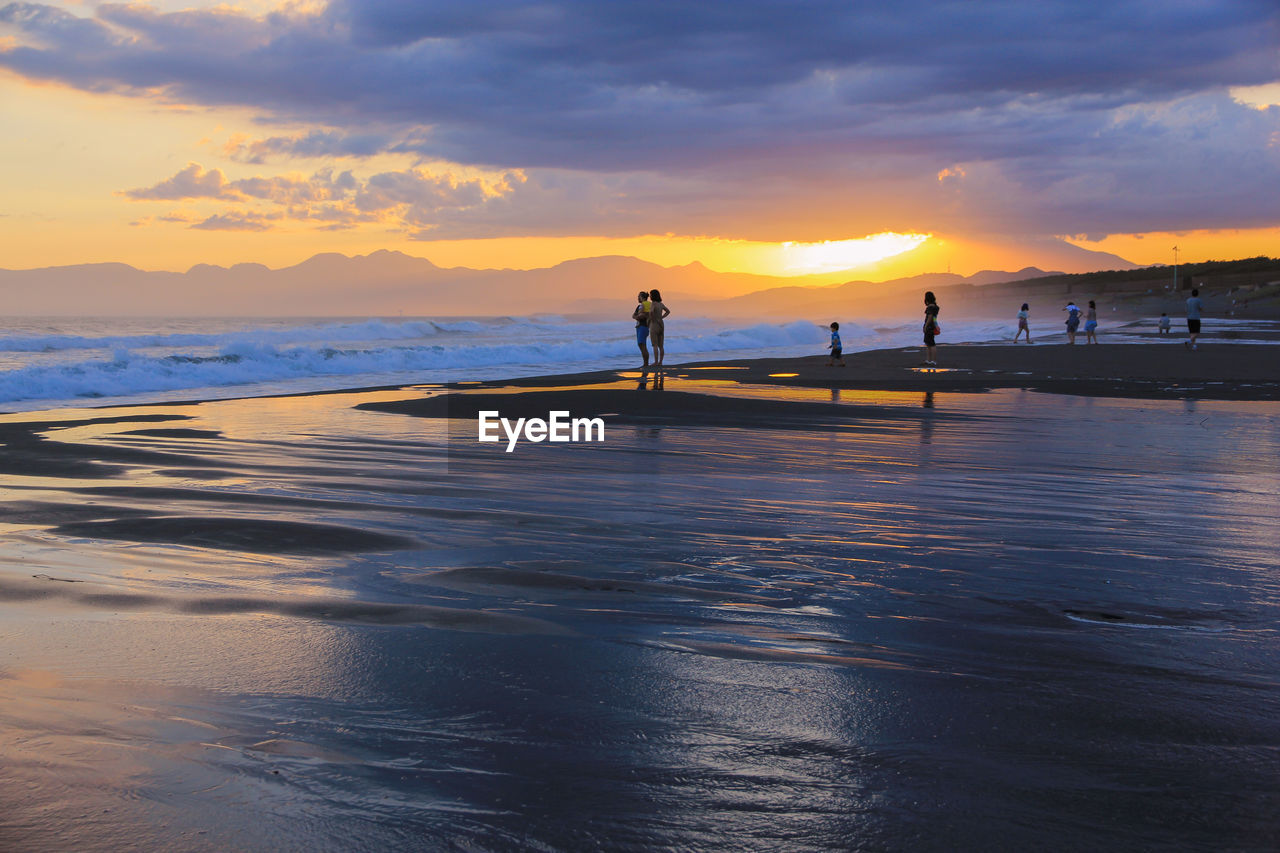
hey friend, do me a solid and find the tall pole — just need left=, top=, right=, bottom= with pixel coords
left=1172, top=245, right=1179, bottom=291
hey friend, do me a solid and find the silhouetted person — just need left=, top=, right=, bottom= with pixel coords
left=1064, top=301, right=1080, bottom=344
left=923, top=291, right=940, bottom=365
left=1185, top=288, right=1204, bottom=350
left=827, top=322, right=845, bottom=366
left=648, top=288, right=671, bottom=365
left=1015, top=303, right=1031, bottom=343
left=632, top=290, right=651, bottom=366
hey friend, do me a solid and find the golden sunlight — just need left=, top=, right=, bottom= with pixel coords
left=362, top=233, right=934, bottom=285
left=1230, top=83, right=1280, bottom=109
left=1064, top=227, right=1280, bottom=266
left=778, top=233, right=930, bottom=274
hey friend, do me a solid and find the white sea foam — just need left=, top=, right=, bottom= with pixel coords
left=0, top=316, right=829, bottom=409
left=0, top=318, right=489, bottom=353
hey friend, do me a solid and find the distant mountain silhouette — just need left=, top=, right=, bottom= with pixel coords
left=0, top=249, right=1101, bottom=317
left=966, top=267, right=1061, bottom=285
left=849, top=236, right=1134, bottom=282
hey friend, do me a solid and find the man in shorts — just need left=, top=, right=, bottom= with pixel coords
left=1185, top=288, right=1204, bottom=350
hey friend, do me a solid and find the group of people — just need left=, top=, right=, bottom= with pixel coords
left=629, top=285, right=1209, bottom=372
left=632, top=290, right=671, bottom=367
left=827, top=290, right=936, bottom=368
left=1059, top=300, right=1100, bottom=345
left=892, top=287, right=1207, bottom=369
left=831, top=291, right=942, bottom=366
left=1055, top=288, right=1205, bottom=348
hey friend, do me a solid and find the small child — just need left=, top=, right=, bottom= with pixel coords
left=1158, top=313, right=1171, bottom=335
left=827, top=322, right=845, bottom=366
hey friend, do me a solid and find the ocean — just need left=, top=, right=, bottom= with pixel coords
left=5, top=312, right=1249, bottom=412
left=6, top=313, right=1279, bottom=414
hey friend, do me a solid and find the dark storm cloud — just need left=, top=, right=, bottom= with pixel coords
left=4, top=0, right=1275, bottom=166
left=325, top=0, right=1268, bottom=99
left=3, top=0, right=1278, bottom=236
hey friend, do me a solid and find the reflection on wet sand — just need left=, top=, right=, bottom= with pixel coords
left=0, top=385, right=1278, bottom=850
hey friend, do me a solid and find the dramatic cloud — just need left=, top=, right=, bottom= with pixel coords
left=4, top=0, right=1279, bottom=239
left=124, top=162, right=527, bottom=235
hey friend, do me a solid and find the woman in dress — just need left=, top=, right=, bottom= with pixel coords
left=647, top=288, right=672, bottom=366
left=923, top=291, right=940, bottom=366
left=1063, top=301, right=1080, bottom=344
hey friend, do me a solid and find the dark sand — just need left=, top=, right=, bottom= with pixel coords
left=357, top=345, right=1280, bottom=431
left=689, top=341, right=1280, bottom=399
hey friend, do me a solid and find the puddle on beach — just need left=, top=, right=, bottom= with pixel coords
left=429, top=373, right=1002, bottom=411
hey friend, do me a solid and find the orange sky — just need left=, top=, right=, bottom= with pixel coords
left=1, top=4, right=1277, bottom=282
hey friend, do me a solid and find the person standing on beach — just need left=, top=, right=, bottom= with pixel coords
left=923, top=291, right=940, bottom=366
left=1185, top=288, right=1204, bottom=350
left=1015, top=303, right=1031, bottom=343
left=647, top=288, right=671, bottom=365
left=1084, top=300, right=1099, bottom=344
left=827, top=322, right=845, bottom=366
left=633, top=291, right=651, bottom=367
left=1064, top=301, right=1081, bottom=344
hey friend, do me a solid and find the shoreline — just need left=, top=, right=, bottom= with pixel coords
left=401, top=342, right=1280, bottom=407
left=3, top=341, right=1279, bottom=422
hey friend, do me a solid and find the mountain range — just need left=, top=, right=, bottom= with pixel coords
left=0, top=239, right=1138, bottom=318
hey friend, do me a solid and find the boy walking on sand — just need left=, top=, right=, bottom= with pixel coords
left=827, top=322, right=845, bottom=366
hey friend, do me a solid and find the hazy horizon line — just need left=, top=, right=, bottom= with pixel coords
left=2, top=246, right=1141, bottom=284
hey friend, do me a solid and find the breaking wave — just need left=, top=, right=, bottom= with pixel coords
left=0, top=316, right=831, bottom=408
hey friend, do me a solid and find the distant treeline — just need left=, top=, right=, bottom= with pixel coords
left=1011, top=256, right=1279, bottom=290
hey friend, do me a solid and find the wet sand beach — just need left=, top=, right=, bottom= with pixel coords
left=1, top=345, right=1278, bottom=851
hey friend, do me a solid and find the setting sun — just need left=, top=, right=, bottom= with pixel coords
left=778, top=233, right=931, bottom=274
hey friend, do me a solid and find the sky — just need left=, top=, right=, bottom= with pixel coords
left=1, top=0, right=1278, bottom=279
